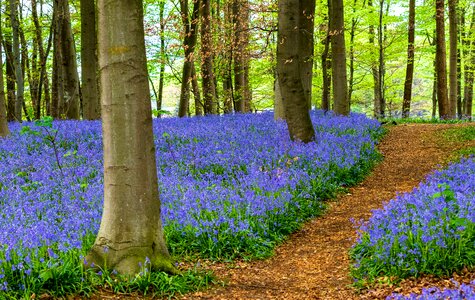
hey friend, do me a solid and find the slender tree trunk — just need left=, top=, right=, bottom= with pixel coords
left=232, top=0, right=246, bottom=113
left=201, top=0, right=217, bottom=115
left=320, top=5, right=331, bottom=111
left=277, top=0, right=315, bottom=142
left=52, top=0, right=63, bottom=118
left=448, top=0, right=458, bottom=119
left=435, top=0, right=449, bottom=118
left=178, top=0, right=200, bottom=117
left=191, top=62, right=203, bottom=116
left=157, top=0, right=165, bottom=117
left=81, top=0, right=100, bottom=120
left=330, top=0, right=349, bottom=115
left=463, top=7, right=475, bottom=119
left=87, top=0, right=176, bottom=276
left=348, top=0, right=357, bottom=105
left=0, top=14, right=10, bottom=136
left=402, top=0, right=415, bottom=118
left=377, top=0, right=386, bottom=117
left=10, top=0, right=23, bottom=121
left=368, top=0, right=381, bottom=118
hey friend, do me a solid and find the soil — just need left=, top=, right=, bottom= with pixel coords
left=91, top=123, right=475, bottom=299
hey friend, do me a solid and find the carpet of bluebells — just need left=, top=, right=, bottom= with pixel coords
left=0, top=111, right=383, bottom=296
left=387, top=280, right=475, bottom=300
left=350, top=155, right=475, bottom=298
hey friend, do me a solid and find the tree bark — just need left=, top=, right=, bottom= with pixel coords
left=0, top=14, right=10, bottom=136
left=435, top=0, right=449, bottom=118
left=368, top=0, right=381, bottom=118
left=157, top=0, right=165, bottom=118
left=448, top=0, right=458, bottom=119
left=402, top=0, right=415, bottom=118
left=59, top=0, right=80, bottom=119
left=9, top=0, right=24, bottom=121
left=277, top=0, right=315, bottom=142
left=330, top=0, right=349, bottom=115
left=87, top=0, right=176, bottom=276
left=320, top=5, right=331, bottom=111
left=201, top=0, right=217, bottom=115
left=178, top=0, right=200, bottom=117
left=81, top=0, right=100, bottom=120
left=463, top=6, right=475, bottom=119
left=232, top=0, right=246, bottom=113
left=348, top=0, right=357, bottom=105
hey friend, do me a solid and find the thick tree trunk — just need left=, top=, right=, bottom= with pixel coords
left=300, top=0, right=315, bottom=110
left=448, top=0, right=458, bottom=119
left=330, top=0, right=349, bottom=115
left=402, top=0, right=415, bottom=118
left=435, top=0, right=449, bottom=118
left=277, top=0, right=315, bottom=142
left=201, top=0, right=217, bottom=115
left=0, top=15, right=10, bottom=136
left=10, top=0, right=23, bottom=121
left=81, top=0, right=100, bottom=120
left=87, top=0, right=176, bottom=276
left=178, top=0, right=200, bottom=117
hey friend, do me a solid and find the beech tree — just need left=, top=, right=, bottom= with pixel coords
left=277, top=0, right=315, bottom=142
left=0, top=14, right=10, bottom=136
left=330, top=0, right=349, bottom=115
left=402, top=0, right=416, bottom=118
left=435, top=0, right=449, bottom=118
left=86, top=0, right=176, bottom=275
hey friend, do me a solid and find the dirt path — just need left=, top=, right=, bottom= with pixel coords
left=181, top=123, right=475, bottom=300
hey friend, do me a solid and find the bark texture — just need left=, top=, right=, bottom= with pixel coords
left=86, top=0, right=176, bottom=276
left=435, top=0, right=449, bottom=118
left=330, top=0, right=349, bottom=115
left=448, top=0, right=458, bottom=119
left=81, top=0, right=100, bottom=120
left=402, top=0, right=415, bottom=118
left=0, top=16, right=10, bottom=136
left=277, top=0, right=315, bottom=142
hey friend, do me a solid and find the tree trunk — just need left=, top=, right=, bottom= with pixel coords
left=81, top=0, right=100, bottom=120
left=0, top=14, right=10, bottom=136
left=191, top=62, right=203, bottom=116
left=402, top=0, right=415, bottom=118
left=448, top=0, right=458, bottom=119
left=435, top=0, right=449, bottom=118
left=277, top=0, right=315, bottom=142
left=10, top=0, right=23, bottom=121
left=377, top=0, right=386, bottom=117
left=59, top=0, right=80, bottom=119
left=52, top=0, right=64, bottom=119
left=178, top=0, right=200, bottom=117
left=232, top=0, right=246, bottom=113
left=201, top=0, right=217, bottom=115
left=348, top=0, right=357, bottom=105
left=157, top=0, right=165, bottom=118
left=368, top=0, right=381, bottom=118
left=86, top=0, right=176, bottom=276
left=463, top=6, right=475, bottom=119
left=320, top=6, right=331, bottom=111
left=330, top=0, right=349, bottom=115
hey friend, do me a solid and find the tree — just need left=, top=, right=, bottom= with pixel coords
left=402, top=0, right=416, bottom=118
left=448, top=0, right=458, bottom=118
left=435, top=0, right=449, bottom=118
left=9, top=0, right=24, bottom=121
left=81, top=0, right=100, bottom=120
left=201, top=0, right=217, bottom=115
left=277, top=0, right=315, bottom=142
left=178, top=0, right=200, bottom=117
left=0, top=12, right=10, bottom=136
left=330, top=0, right=349, bottom=115
left=86, top=0, right=176, bottom=275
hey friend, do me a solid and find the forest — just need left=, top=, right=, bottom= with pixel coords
left=0, top=0, right=473, bottom=122
left=0, top=0, right=474, bottom=299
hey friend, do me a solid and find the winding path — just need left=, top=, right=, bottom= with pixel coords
left=182, top=123, right=473, bottom=300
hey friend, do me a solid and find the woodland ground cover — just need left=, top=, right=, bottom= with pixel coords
left=351, top=152, right=475, bottom=299
left=0, top=111, right=383, bottom=298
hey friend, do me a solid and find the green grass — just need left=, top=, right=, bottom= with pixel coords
left=443, top=125, right=475, bottom=159
left=380, top=117, right=471, bottom=125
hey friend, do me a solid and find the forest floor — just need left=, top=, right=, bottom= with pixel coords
left=94, top=123, right=475, bottom=299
